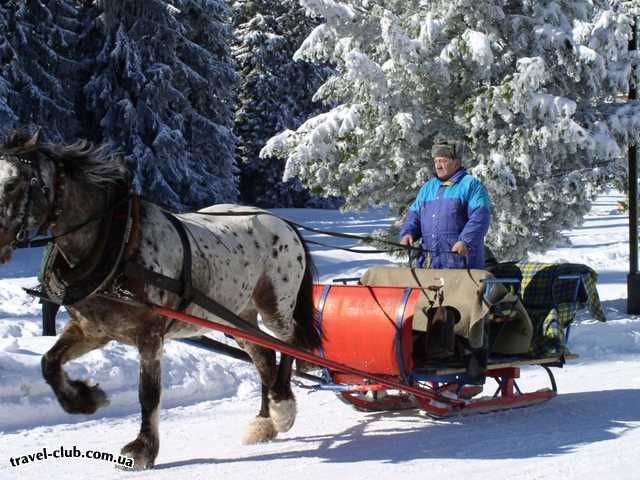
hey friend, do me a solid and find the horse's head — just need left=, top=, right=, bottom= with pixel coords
left=0, top=129, right=56, bottom=264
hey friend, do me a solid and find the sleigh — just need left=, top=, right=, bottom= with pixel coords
left=301, top=264, right=603, bottom=417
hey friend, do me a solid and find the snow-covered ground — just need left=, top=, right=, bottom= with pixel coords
left=1, top=191, right=639, bottom=479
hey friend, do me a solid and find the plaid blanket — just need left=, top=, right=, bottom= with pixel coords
left=488, top=262, right=605, bottom=322
left=488, top=262, right=606, bottom=355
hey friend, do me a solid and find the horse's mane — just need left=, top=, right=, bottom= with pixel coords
left=1, top=128, right=129, bottom=187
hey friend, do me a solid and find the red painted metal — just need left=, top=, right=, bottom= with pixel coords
left=150, top=305, right=462, bottom=406
left=338, top=391, right=419, bottom=412
left=312, top=285, right=417, bottom=376
left=460, top=389, right=556, bottom=415
left=413, top=368, right=556, bottom=417
left=440, top=384, right=484, bottom=399
left=330, top=374, right=396, bottom=391
left=336, top=367, right=556, bottom=417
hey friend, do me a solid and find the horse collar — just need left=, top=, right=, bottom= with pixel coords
left=40, top=194, right=138, bottom=305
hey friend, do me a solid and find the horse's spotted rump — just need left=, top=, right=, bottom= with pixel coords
left=252, top=274, right=279, bottom=319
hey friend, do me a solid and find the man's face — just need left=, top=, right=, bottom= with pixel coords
left=434, top=156, right=461, bottom=180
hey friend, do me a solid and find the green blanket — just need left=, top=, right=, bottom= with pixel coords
left=488, top=262, right=605, bottom=355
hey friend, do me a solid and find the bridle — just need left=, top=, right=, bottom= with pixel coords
left=5, top=151, right=65, bottom=249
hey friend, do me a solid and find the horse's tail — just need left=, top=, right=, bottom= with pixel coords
left=293, top=235, right=323, bottom=351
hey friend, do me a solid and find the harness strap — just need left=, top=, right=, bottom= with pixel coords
left=162, top=212, right=194, bottom=311
left=122, top=261, right=267, bottom=339
left=123, top=262, right=183, bottom=297
left=304, top=238, right=405, bottom=254
left=37, top=193, right=135, bottom=305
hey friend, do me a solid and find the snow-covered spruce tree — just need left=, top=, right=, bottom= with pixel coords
left=0, top=4, right=19, bottom=135
left=232, top=0, right=333, bottom=207
left=263, top=0, right=640, bottom=260
left=0, top=0, right=84, bottom=142
left=83, top=0, right=238, bottom=211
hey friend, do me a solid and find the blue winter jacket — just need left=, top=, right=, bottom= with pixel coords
left=399, top=168, right=491, bottom=269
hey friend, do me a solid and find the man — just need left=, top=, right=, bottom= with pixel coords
left=400, top=141, right=491, bottom=269
left=41, top=300, right=60, bottom=336
left=38, top=243, right=60, bottom=336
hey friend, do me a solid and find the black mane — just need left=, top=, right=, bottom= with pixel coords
left=1, top=128, right=129, bottom=187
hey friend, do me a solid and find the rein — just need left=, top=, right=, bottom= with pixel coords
left=14, top=177, right=477, bottom=301
left=174, top=208, right=481, bottom=288
left=163, top=207, right=467, bottom=260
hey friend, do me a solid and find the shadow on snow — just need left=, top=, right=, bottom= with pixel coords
left=156, top=388, right=640, bottom=468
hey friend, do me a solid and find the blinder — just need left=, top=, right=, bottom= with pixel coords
left=6, top=151, right=65, bottom=248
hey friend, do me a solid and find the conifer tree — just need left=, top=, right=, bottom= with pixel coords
left=233, top=0, right=332, bottom=207
left=83, top=0, right=238, bottom=211
left=264, top=0, right=640, bottom=259
left=0, top=0, right=84, bottom=141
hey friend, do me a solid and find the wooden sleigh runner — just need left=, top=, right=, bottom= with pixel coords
left=329, top=352, right=578, bottom=418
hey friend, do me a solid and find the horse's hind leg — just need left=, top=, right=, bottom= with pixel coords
left=252, top=277, right=298, bottom=434
left=235, top=306, right=279, bottom=444
left=241, top=346, right=278, bottom=444
left=41, top=322, right=110, bottom=414
left=270, top=354, right=296, bottom=433
left=120, top=332, right=163, bottom=470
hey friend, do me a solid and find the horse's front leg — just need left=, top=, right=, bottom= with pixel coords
left=120, top=332, right=164, bottom=470
left=41, top=322, right=110, bottom=414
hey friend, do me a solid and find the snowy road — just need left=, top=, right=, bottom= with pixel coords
left=3, top=358, right=640, bottom=480
left=1, top=192, right=639, bottom=479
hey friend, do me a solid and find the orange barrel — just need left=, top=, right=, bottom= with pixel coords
left=313, top=284, right=418, bottom=377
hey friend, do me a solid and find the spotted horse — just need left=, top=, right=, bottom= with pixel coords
left=0, top=129, right=322, bottom=469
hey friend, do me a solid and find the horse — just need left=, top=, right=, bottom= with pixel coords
left=0, top=129, right=322, bottom=469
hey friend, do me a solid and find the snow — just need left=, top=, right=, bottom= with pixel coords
left=1, top=191, right=639, bottom=478
left=463, top=30, right=494, bottom=67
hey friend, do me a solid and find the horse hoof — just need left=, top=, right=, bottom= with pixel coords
left=61, top=380, right=110, bottom=414
left=120, top=436, right=158, bottom=471
left=243, top=417, right=277, bottom=444
left=295, top=360, right=321, bottom=373
left=268, top=394, right=297, bottom=433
